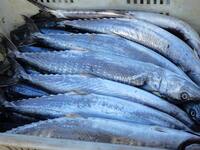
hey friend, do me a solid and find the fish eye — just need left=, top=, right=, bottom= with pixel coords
left=190, top=109, right=196, bottom=117
left=180, top=92, right=190, bottom=101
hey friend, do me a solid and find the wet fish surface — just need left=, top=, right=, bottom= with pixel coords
left=4, top=83, right=49, bottom=100
left=17, top=71, right=195, bottom=128
left=58, top=18, right=200, bottom=85
left=27, top=0, right=127, bottom=19
left=40, top=28, right=70, bottom=35
left=6, top=117, right=200, bottom=149
left=14, top=50, right=200, bottom=103
left=19, top=46, right=50, bottom=53
left=29, top=32, right=189, bottom=79
left=183, top=102, right=200, bottom=126
left=126, top=11, right=200, bottom=58
left=5, top=93, right=192, bottom=131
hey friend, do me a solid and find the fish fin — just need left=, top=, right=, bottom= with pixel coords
left=22, top=15, right=41, bottom=34
left=8, top=58, right=29, bottom=81
left=0, top=33, right=18, bottom=56
left=0, top=91, right=15, bottom=110
left=131, top=73, right=148, bottom=86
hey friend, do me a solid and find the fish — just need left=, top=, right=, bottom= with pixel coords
left=4, top=83, right=49, bottom=100
left=17, top=68, right=195, bottom=128
left=4, top=112, right=38, bottom=124
left=0, top=36, right=10, bottom=74
left=24, top=66, right=42, bottom=75
left=126, top=11, right=200, bottom=59
left=0, top=112, right=38, bottom=132
left=27, top=32, right=190, bottom=79
left=14, top=50, right=200, bottom=103
left=5, top=93, right=192, bottom=131
left=40, top=28, right=70, bottom=35
left=58, top=18, right=200, bottom=85
left=27, top=0, right=126, bottom=19
left=0, top=59, right=10, bottom=75
left=183, top=102, right=200, bottom=126
left=19, top=46, right=50, bottom=53
left=6, top=116, right=200, bottom=149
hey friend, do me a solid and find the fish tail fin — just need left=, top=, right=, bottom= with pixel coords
left=9, top=58, right=29, bottom=81
left=10, top=15, right=40, bottom=47
left=0, top=33, right=19, bottom=57
left=0, top=91, right=14, bottom=109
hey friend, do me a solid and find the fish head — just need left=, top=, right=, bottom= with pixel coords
left=164, top=75, right=200, bottom=103
left=184, top=102, right=200, bottom=125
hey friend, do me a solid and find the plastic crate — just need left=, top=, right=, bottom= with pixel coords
left=22, top=0, right=200, bottom=33
left=0, top=0, right=199, bottom=149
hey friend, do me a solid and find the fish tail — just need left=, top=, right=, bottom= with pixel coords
left=8, top=58, right=29, bottom=81
left=0, top=33, right=19, bottom=58
left=0, top=91, right=14, bottom=109
left=11, top=15, right=40, bottom=47
left=22, top=15, right=41, bottom=34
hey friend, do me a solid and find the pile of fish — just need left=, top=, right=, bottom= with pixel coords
left=0, top=0, right=200, bottom=149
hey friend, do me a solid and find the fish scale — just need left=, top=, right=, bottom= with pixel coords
left=17, top=72, right=194, bottom=127
left=5, top=84, right=49, bottom=100
left=58, top=17, right=200, bottom=85
left=58, top=18, right=169, bottom=53
left=30, top=32, right=189, bottom=80
left=6, top=116, right=200, bottom=149
left=6, top=93, right=192, bottom=131
left=14, top=50, right=200, bottom=103
left=126, top=11, right=200, bottom=59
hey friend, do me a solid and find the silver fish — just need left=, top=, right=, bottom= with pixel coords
left=18, top=70, right=194, bottom=128
left=19, top=46, right=50, bottom=53
left=31, top=32, right=189, bottom=79
left=15, top=50, right=200, bottom=103
left=183, top=102, right=200, bottom=125
left=59, top=18, right=200, bottom=85
left=40, top=28, right=70, bottom=35
left=5, top=83, right=49, bottom=100
left=27, top=0, right=126, bottom=19
left=6, top=93, right=191, bottom=131
left=127, top=11, right=200, bottom=58
left=6, top=117, right=200, bottom=149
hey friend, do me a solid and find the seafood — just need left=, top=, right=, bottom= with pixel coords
left=6, top=116, right=200, bottom=149
left=16, top=70, right=195, bottom=128
left=58, top=18, right=200, bottom=85
left=5, top=83, right=49, bottom=100
left=14, top=50, right=200, bottom=103
left=27, top=32, right=189, bottom=79
left=183, top=102, right=200, bottom=125
left=127, top=11, right=200, bottom=58
left=5, top=93, right=192, bottom=130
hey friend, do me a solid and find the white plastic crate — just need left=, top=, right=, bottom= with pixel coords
left=0, top=0, right=200, bottom=36
left=0, top=0, right=199, bottom=149
left=19, top=0, right=200, bottom=33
